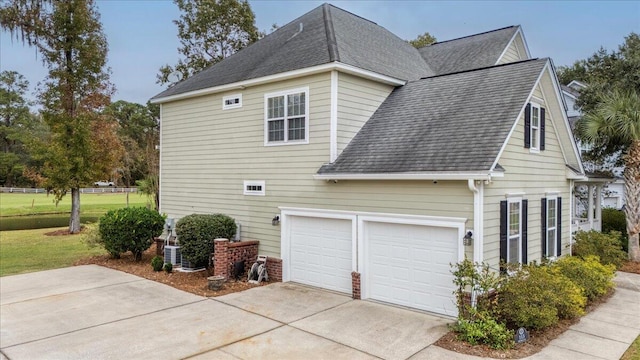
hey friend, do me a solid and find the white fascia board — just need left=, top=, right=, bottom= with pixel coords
left=518, top=25, right=532, bottom=59
left=150, top=62, right=405, bottom=104
left=313, top=172, right=492, bottom=181
left=496, top=27, right=524, bottom=64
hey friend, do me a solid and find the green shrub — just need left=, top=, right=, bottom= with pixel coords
left=552, top=256, right=615, bottom=302
left=573, top=230, right=626, bottom=268
left=99, top=207, right=165, bottom=261
left=151, top=256, right=164, bottom=271
left=81, top=222, right=102, bottom=249
left=163, top=263, right=173, bottom=273
left=602, top=208, right=628, bottom=252
left=451, top=259, right=504, bottom=316
left=176, top=214, right=237, bottom=268
left=453, top=310, right=514, bottom=350
left=496, top=265, right=585, bottom=330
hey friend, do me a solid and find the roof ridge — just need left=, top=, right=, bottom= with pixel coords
left=324, top=3, right=378, bottom=26
left=418, top=57, right=544, bottom=80
left=323, top=3, right=339, bottom=62
left=426, top=25, right=518, bottom=48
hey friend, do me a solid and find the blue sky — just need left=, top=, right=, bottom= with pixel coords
left=1, top=0, right=638, bottom=106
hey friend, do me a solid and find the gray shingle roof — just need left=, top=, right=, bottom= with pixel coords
left=418, top=26, right=519, bottom=76
left=318, top=59, right=548, bottom=175
left=152, top=4, right=432, bottom=100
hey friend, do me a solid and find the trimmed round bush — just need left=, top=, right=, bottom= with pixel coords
left=552, top=256, right=615, bottom=302
left=151, top=256, right=164, bottom=271
left=573, top=230, right=626, bottom=268
left=163, top=263, right=173, bottom=273
left=99, top=207, right=165, bottom=261
left=176, top=214, right=237, bottom=268
left=496, top=265, right=585, bottom=330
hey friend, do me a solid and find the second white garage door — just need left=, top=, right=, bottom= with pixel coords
left=289, top=216, right=353, bottom=293
left=365, top=221, right=459, bottom=316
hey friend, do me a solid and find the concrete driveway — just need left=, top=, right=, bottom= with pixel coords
left=0, top=265, right=451, bottom=360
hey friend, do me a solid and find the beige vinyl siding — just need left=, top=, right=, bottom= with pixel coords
left=483, top=71, right=571, bottom=268
left=336, top=72, right=394, bottom=155
left=497, top=32, right=528, bottom=64
left=160, top=72, right=474, bottom=258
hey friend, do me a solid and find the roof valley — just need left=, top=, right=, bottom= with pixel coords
left=322, top=4, right=340, bottom=62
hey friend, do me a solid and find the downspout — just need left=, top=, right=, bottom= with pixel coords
left=569, top=179, right=574, bottom=255
left=467, top=179, right=485, bottom=308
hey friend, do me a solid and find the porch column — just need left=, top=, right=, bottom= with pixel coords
left=595, top=184, right=603, bottom=231
left=587, top=185, right=594, bottom=228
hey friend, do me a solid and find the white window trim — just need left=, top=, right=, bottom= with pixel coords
left=222, top=93, right=242, bottom=110
left=264, top=87, right=310, bottom=146
left=243, top=180, right=265, bottom=196
left=529, top=102, right=541, bottom=153
left=546, top=195, right=558, bottom=258
left=507, top=197, right=523, bottom=264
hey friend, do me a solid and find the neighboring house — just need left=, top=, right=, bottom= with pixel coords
left=151, top=4, right=584, bottom=317
left=561, top=81, right=626, bottom=232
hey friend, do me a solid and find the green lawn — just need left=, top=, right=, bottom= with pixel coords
left=0, top=192, right=148, bottom=217
left=0, top=227, right=107, bottom=277
left=622, top=335, right=640, bottom=360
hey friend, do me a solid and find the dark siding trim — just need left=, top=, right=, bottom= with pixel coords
left=524, top=103, right=531, bottom=148
left=522, top=199, right=528, bottom=264
left=541, top=198, right=547, bottom=258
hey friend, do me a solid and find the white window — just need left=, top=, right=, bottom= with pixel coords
left=507, top=198, right=522, bottom=264
left=243, top=180, right=265, bottom=196
left=264, top=87, right=309, bottom=145
left=529, top=103, right=541, bottom=151
left=222, top=94, right=242, bottom=110
left=546, top=197, right=557, bottom=258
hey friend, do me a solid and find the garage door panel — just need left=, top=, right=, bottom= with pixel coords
left=366, top=221, right=458, bottom=316
left=289, top=216, right=353, bottom=294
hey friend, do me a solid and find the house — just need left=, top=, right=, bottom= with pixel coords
left=561, top=81, right=626, bottom=232
left=151, top=3, right=584, bottom=317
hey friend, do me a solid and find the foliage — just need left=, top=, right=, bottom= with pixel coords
left=151, top=256, right=164, bottom=271
left=496, top=264, right=585, bottom=330
left=0, top=227, right=106, bottom=277
left=452, top=309, right=514, bottom=350
left=158, top=0, right=259, bottom=85
left=551, top=256, right=615, bottom=302
left=163, top=262, right=173, bottom=273
left=0, top=0, right=123, bottom=233
left=98, top=207, right=165, bottom=260
left=408, top=32, right=437, bottom=48
left=176, top=213, right=237, bottom=267
left=136, top=175, right=159, bottom=211
left=81, top=222, right=102, bottom=248
left=573, top=230, right=627, bottom=268
left=602, top=208, right=629, bottom=251
left=451, top=259, right=504, bottom=315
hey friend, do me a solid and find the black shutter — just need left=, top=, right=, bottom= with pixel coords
left=541, top=198, right=547, bottom=258
left=524, top=103, right=531, bottom=148
left=500, top=200, right=508, bottom=272
left=557, top=197, right=562, bottom=256
left=540, top=108, right=546, bottom=151
left=522, top=199, right=528, bottom=264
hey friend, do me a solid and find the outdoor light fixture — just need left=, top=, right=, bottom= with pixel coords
left=463, top=231, right=473, bottom=246
left=272, top=215, right=280, bottom=226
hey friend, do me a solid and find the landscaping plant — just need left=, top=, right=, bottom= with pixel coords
left=573, top=230, right=627, bottom=268
left=98, top=207, right=165, bottom=260
left=551, top=255, right=615, bottom=302
left=602, top=208, right=629, bottom=252
left=151, top=256, right=164, bottom=272
left=163, top=263, right=173, bottom=273
left=176, top=213, right=237, bottom=268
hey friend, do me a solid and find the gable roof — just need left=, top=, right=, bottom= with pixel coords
left=317, top=58, right=548, bottom=176
left=418, top=26, right=520, bottom=76
left=152, top=3, right=432, bottom=101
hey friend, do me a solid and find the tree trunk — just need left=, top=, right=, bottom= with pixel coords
left=624, top=140, right=640, bottom=262
left=69, top=187, right=81, bottom=234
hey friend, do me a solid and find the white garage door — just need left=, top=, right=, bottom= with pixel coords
left=289, top=216, right=353, bottom=293
left=366, top=221, right=458, bottom=316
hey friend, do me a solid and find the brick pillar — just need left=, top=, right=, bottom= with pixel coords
left=266, top=258, right=283, bottom=282
left=213, top=238, right=229, bottom=279
left=351, top=271, right=361, bottom=300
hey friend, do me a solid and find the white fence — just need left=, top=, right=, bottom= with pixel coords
left=1, top=187, right=138, bottom=194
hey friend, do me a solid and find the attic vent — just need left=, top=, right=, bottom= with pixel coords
left=286, top=22, right=304, bottom=42
left=244, top=180, right=265, bottom=196
left=222, top=94, right=242, bottom=110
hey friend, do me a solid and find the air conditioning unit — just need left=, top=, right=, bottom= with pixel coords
left=164, top=245, right=181, bottom=265
left=180, top=257, right=204, bottom=272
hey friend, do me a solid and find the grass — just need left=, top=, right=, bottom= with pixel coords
left=0, top=192, right=148, bottom=217
left=0, top=227, right=106, bottom=277
left=622, top=335, right=640, bottom=360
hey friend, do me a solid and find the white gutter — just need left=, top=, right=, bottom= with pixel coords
left=150, top=62, right=406, bottom=104
left=314, top=172, right=493, bottom=181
